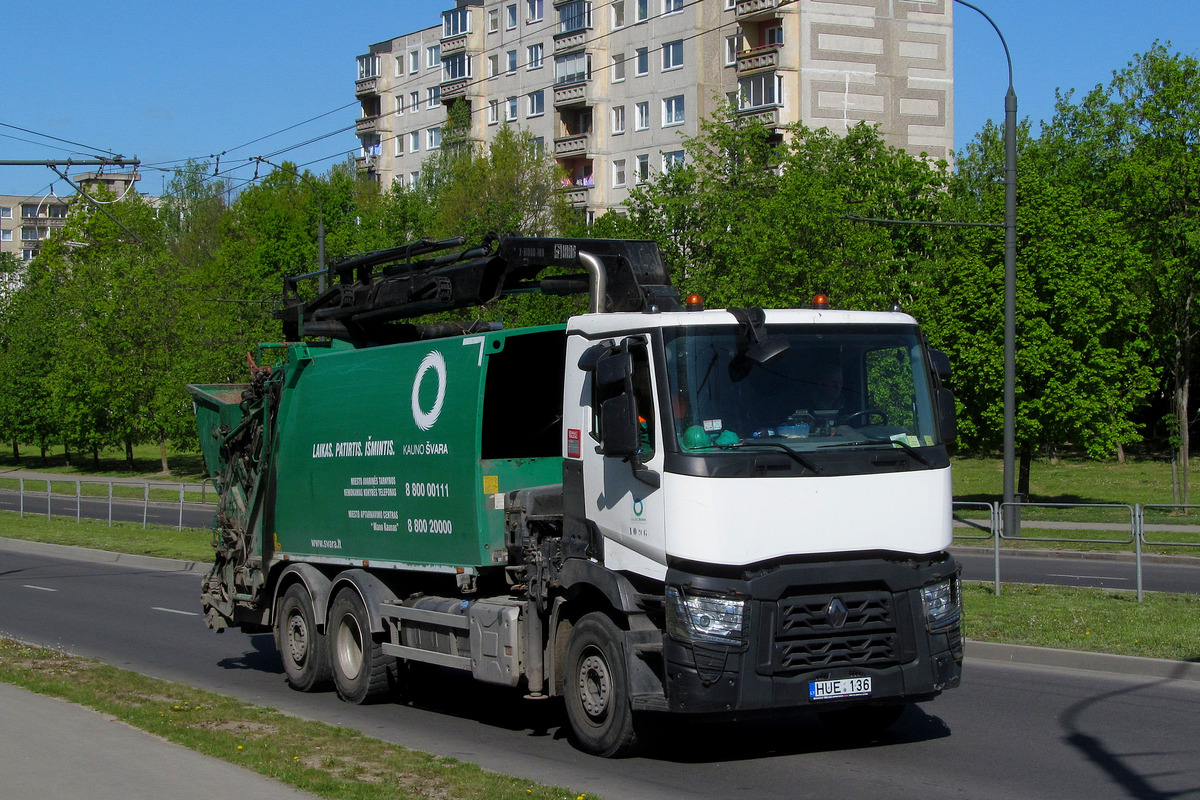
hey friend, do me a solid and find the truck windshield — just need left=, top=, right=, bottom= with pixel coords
left=662, top=324, right=941, bottom=453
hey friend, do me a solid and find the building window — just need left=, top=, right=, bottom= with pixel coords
left=411, top=171, right=421, bottom=186
left=725, top=34, right=741, bottom=65
left=738, top=72, right=783, bottom=110
left=612, top=159, right=627, bottom=188
left=21, top=250, right=35, bottom=261
left=662, top=39, right=683, bottom=71
left=357, top=55, right=379, bottom=80
left=506, top=96, right=518, bottom=121
left=427, top=86, right=441, bottom=107
left=528, top=43, right=544, bottom=69
left=725, top=0, right=736, bottom=8
left=488, top=99, right=500, bottom=124
left=20, top=227, right=39, bottom=241
left=507, top=49, right=517, bottom=73
left=636, top=154, right=650, bottom=183
left=611, top=53, right=626, bottom=82
left=663, top=0, right=683, bottom=14
left=555, top=51, right=590, bottom=85
left=506, top=3, right=518, bottom=28
left=21, top=205, right=38, bottom=218
left=410, top=132, right=420, bottom=153
left=487, top=54, right=499, bottom=77
left=528, top=90, right=545, bottom=117
left=395, top=95, right=405, bottom=115
left=612, top=1, right=625, bottom=28
left=427, top=127, right=441, bottom=149
left=662, top=94, right=685, bottom=126
left=635, top=0, right=648, bottom=22
left=395, top=135, right=405, bottom=157
left=489, top=9, right=499, bottom=32
left=635, top=101, right=649, bottom=130
left=442, top=7, right=470, bottom=37
left=766, top=25, right=784, bottom=46
left=558, top=0, right=591, bottom=33
left=527, top=0, right=544, bottom=22
left=443, top=52, right=472, bottom=81
left=410, top=50, right=420, bottom=73
left=663, top=150, right=685, bottom=171
left=531, top=136, right=545, bottom=153
left=410, top=91, right=421, bottom=111
left=612, top=105, right=626, bottom=134
left=635, top=47, right=648, bottom=76
left=427, top=44, right=441, bottom=68
left=0, top=207, right=10, bottom=218
left=0, top=230, right=11, bottom=242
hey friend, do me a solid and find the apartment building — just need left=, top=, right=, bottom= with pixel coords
left=0, top=172, right=143, bottom=265
left=355, top=0, right=953, bottom=217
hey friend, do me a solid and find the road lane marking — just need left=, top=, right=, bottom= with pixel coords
left=152, top=607, right=200, bottom=617
left=1047, top=573, right=1129, bottom=581
left=23, top=585, right=57, bottom=592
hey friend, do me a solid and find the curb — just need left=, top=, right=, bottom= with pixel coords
left=965, top=639, right=1200, bottom=683
left=0, top=537, right=207, bottom=574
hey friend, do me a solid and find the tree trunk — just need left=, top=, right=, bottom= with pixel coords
left=125, top=439, right=135, bottom=471
left=64, top=442, right=72, bottom=466
left=11, top=441, right=18, bottom=461
left=1017, top=444, right=1033, bottom=501
left=159, top=437, right=169, bottom=474
left=91, top=446, right=100, bottom=470
left=1115, top=441, right=1125, bottom=464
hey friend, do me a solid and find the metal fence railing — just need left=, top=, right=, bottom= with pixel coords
left=952, top=500, right=1200, bottom=601
left=1, top=478, right=216, bottom=532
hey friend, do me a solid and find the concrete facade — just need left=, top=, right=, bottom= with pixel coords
left=354, top=0, right=953, bottom=218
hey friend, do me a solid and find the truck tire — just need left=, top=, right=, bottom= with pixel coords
left=563, top=612, right=641, bottom=757
left=328, top=588, right=391, bottom=704
left=276, top=583, right=331, bottom=692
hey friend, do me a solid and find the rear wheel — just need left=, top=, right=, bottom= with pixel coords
left=328, top=588, right=391, bottom=704
left=563, top=612, right=641, bottom=757
left=276, top=583, right=331, bottom=691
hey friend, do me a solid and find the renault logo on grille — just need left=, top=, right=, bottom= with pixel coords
left=826, top=598, right=849, bottom=629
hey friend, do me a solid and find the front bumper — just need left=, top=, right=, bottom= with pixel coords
left=661, top=554, right=962, bottom=714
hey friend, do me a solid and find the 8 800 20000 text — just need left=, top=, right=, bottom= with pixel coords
left=408, top=518, right=454, bottom=535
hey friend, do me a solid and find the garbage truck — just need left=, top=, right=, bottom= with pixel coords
left=189, top=234, right=962, bottom=757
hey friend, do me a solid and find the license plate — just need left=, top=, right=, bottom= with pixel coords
left=809, top=677, right=872, bottom=701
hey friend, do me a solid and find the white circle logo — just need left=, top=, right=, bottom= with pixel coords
left=412, top=350, right=446, bottom=431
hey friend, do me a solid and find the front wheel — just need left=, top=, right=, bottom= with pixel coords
left=328, top=588, right=392, bottom=704
left=276, top=583, right=331, bottom=692
left=563, top=612, right=641, bottom=757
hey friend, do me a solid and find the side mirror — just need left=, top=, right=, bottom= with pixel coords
left=935, top=386, right=957, bottom=443
left=595, top=351, right=633, bottom=389
left=929, top=349, right=952, bottom=384
left=599, top=395, right=640, bottom=456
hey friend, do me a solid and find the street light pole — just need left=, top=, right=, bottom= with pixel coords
left=954, top=0, right=1018, bottom=531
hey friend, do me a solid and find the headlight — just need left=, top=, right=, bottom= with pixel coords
left=922, top=575, right=961, bottom=632
left=665, top=586, right=746, bottom=644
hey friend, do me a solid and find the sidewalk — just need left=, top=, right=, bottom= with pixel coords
left=0, top=682, right=317, bottom=800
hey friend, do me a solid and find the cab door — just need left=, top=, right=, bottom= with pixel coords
left=578, top=335, right=667, bottom=579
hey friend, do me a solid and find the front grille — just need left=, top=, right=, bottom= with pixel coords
left=766, top=590, right=900, bottom=673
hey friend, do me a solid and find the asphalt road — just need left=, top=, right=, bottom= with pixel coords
left=2, top=546, right=1198, bottom=800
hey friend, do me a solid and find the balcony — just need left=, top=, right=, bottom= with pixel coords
left=736, top=0, right=787, bottom=18
left=553, top=133, right=590, bottom=157
left=734, top=105, right=782, bottom=129
left=737, top=43, right=780, bottom=73
left=355, top=115, right=389, bottom=135
left=561, top=185, right=590, bottom=207
left=441, top=33, right=467, bottom=55
left=554, top=29, right=587, bottom=53
left=554, top=81, right=589, bottom=107
left=441, top=78, right=471, bottom=101
left=355, top=77, right=377, bottom=97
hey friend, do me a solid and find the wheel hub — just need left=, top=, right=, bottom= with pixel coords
left=286, top=615, right=308, bottom=664
left=578, top=652, right=610, bottom=718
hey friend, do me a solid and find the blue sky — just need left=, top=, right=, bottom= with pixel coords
left=1, top=0, right=1195, bottom=198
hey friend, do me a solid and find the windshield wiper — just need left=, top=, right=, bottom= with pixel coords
left=817, top=435, right=933, bottom=466
left=728, top=440, right=821, bottom=473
